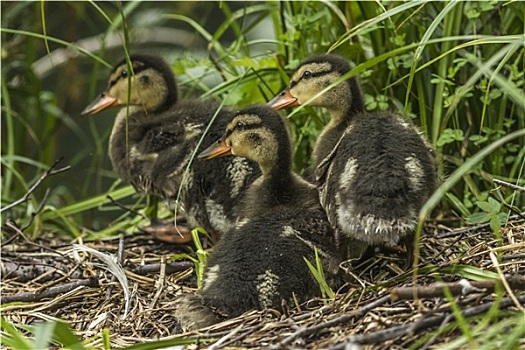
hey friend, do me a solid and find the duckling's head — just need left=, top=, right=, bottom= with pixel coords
left=198, top=105, right=290, bottom=175
left=81, top=54, right=177, bottom=115
left=268, top=54, right=363, bottom=118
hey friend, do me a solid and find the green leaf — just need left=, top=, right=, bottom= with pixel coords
left=120, top=337, right=209, bottom=350
left=0, top=317, right=33, bottom=350
left=497, top=212, right=508, bottom=224
left=489, top=216, right=501, bottom=234
left=188, top=228, right=209, bottom=289
left=101, top=328, right=111, bottom=350
left=40, top=185, right=136, bottom=221
left=487, top=197, right=501, bottom=212
left=445, top=193, right=472, bottom=217
left=437, top=128, right=464, bottom=147
left=439, top=265, right=499, bottom=281
left=33, top=322, right=56, bottom=350
left=304, top=248, right=334, bottom=299
left=52, top=322, right=85, bottom=350
left=476, top=200, right=494, bottom=213
left=466, top=212, right=490, bottom=224
left=465, top=8, right=480, bottom=19
left=469, top=134, right=489, bottom=146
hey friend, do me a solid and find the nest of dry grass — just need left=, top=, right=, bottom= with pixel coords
left=1, top=218, right=524, bottom=349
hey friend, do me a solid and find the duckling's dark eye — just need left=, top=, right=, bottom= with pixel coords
left=121, top=70, right=128, bottom=78
left=235, top=121, right=245, bottom=130
left=302, top=70, right=312, bottom=79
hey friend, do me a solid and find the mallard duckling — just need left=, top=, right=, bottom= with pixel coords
left=82, top=54, right=260, bottom=238
left=268, top=54, right=437, bottom=264
left=176, top=105, right=340, bottom=330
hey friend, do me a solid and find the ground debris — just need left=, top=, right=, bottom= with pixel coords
left=1, top=219, right=524, bottom=349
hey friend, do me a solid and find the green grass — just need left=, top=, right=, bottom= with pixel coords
left=171, top=228, right=210, bottom=289
left=1, top=1, right=524, bottom=348
left=304, top=247, right=335, bottom=300
left=1, top=317, right=86, bottom=350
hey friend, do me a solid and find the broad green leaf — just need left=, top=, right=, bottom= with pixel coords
left=52, top=322, right=85, bottom=350
left=487, top=197, right=501, bottom=212
left=440, top=265, right=499, bottom=281
left=466, top=212, right=490, bottom=224
left=33, top=322, right=56, bottom=350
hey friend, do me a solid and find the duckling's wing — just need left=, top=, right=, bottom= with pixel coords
left=314, top=126, right=350, bottom=185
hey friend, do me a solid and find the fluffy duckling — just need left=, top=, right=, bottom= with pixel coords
left=268, top=54, right=437, bottom=264
left=82, top=54, right=261, bottom=238
left=176, top=105, right=340, bottom=330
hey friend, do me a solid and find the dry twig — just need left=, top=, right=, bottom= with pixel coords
left=0, top=259, right=84, bottom=283
left=150, top=256, right=166, bottom=309
left=106, top=236, right=126, bottom=300
left=1, top=158, right=70, bottom=213
left=493, top=178, right=525, bottom=193
left=130, top=260, right=194, bottom=275
left=272, top=295, right=391, bottom=348
left=329, top=295, right=525, bottom=348
left=0, top=279, right=99, bottom=304
left=390, top=275, right=525, bottom=301
left=488, top=252, right=524, bottom=310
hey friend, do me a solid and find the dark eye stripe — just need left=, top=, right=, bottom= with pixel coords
left=108, top=62, right=150, bottom=88
left=303, top=69, right=332, bottom=79
left=224, top=122, right=261, bottom=139
left=289, top=69, right=333, bottom=88
left=238, top=124, right=260, bottom=131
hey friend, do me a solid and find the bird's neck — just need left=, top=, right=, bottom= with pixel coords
left=328, top=77, right=364, bottom=126
left=154, top=87, right=178, bottom=114
left=248, top=147, right=298, bottom=211
left=244, top=171, right=304, bottom=218
left=313, top=78, right=364, bottom=165
left=257, top=139, right=292, bottom=179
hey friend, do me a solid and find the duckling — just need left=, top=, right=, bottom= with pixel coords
left=268, top=54, right=437, bottom=265
left=82, top=54, right=261, bottom=238
left=176, top=105, right=340, bottom=330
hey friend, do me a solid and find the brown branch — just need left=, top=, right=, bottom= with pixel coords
left=0, top=278, right=99, bottom=304
left=329, top=294, right=525, bottom=348
left=20, top=188, right=51, bottom=231
left=129, top=260, right=194, bottom=275
left=419, top=314, right=454, bottom=350
left=106, top=236, right=126, bottom=300
left=2, top=222, right=76, bottom=265
left=502, top=253, right=525, bottom=261
left=0, top=219, right=22, bottom=245
left=493, top=178, right=525, bottom=193
left=1, top=158, right=70, bottom=213
left=117, top=235, right=126, bottom=263
left=2, top=251, right=192, bottom=283
left=149, top=256, right=166, bottom=309
left=271, top=295, right=391, bottom=348
left=390, top=275, right=525, bottom=302
left=1, top=259, right=84, bottom=283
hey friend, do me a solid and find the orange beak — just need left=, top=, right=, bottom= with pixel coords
left=81, top=92, right=119, bottom=116
left=267, top=89, right=299, bottom=110
left=198, top=139, right=232, bottom=159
